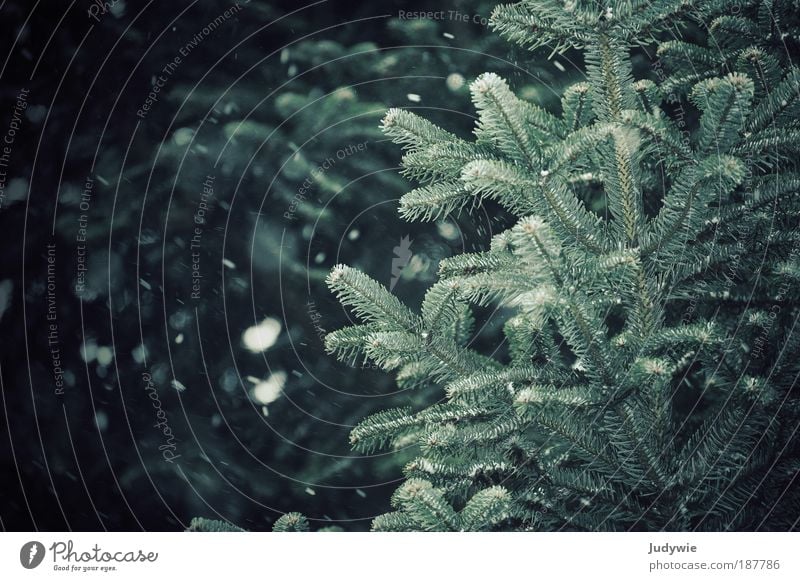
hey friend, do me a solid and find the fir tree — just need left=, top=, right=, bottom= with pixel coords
left=327, top=0, right=800, bottom=531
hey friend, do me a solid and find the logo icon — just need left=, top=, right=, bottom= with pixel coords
left=390, top=235, right=413, bottom=291
left=20, top=541, right=45, bottom=569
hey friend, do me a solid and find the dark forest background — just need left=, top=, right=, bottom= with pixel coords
left=0, top=0, right=583, bottom=531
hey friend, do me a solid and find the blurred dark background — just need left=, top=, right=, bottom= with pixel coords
left=0, top=0, right=578, bottom=531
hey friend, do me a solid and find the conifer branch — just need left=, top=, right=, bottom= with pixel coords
left=326, top=0, right=800, bottom=532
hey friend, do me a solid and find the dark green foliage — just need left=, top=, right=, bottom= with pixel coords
left=189, top=512, right=343, bottom=532
left=187, top=517, right=244, bottom=532
left=329, top=0, right=800, bottom=531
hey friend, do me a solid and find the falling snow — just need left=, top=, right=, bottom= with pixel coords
left=242, top=317, right=282, bottom=352
left=251, top=371, right=287, bottom=405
